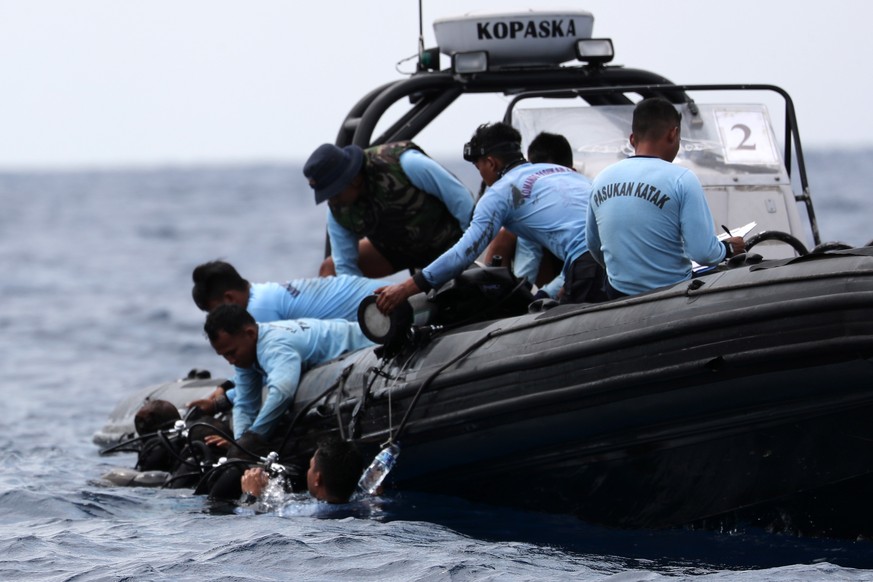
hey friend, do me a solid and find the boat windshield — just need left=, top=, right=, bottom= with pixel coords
left=513, top=103, right=789, bottom=187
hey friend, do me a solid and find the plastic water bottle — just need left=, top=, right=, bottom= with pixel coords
left=358, top=442, right=400, bottom=495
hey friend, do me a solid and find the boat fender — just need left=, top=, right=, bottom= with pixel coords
left=100, top=467, right=169, bottom=487
left=133, top=470, right=171, bottom=487
left=100, top=467, right=141, bottom=486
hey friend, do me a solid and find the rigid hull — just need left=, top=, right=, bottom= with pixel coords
left=291, top=250, right=873, bottom=529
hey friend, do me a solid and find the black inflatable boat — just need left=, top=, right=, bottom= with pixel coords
left=94, top=10, right=873, bottom=537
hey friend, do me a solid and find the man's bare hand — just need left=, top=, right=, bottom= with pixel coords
left=727, top=236, right=746, bottom=256
left=185, top=387, right=226, bottom=415
left=241, top=467, right=268, bottom=498
left=374, top=278, right=421, bottom=314
left=204, top=434, right=230, bottom=449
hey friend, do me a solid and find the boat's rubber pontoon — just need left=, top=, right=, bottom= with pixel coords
left=95, top=10, right=873, bottom=537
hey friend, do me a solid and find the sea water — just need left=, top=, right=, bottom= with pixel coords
left=3, top=151, right=873, bottom=581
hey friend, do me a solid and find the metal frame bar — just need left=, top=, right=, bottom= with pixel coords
left=335, top=71, right=820, bottom=246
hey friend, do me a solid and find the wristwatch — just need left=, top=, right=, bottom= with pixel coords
left=212, top=392, right=232, bottom=413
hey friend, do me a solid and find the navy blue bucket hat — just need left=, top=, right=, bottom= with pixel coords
left=303, top=143, right=365, bottom=204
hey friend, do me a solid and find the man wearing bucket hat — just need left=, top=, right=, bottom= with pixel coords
left=303, top=142, right=474, bottom=278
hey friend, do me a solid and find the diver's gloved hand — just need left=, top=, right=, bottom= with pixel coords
left=228, top=430, right=270, bottom=460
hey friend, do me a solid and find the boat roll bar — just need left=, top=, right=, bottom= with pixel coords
left=335, top=61, right=819, bottom=247
left=504, top=83, right=820, bottom=247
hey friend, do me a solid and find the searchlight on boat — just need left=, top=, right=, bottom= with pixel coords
left=575, top=38, right=614, bottom=65
left=452, top=51, right=489, bottom=74
left=433, top=10, right=612, bottom=73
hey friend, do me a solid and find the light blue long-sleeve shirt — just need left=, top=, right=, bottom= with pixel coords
left=247, top=277, right=380, bottom=323
left=231, top=319, right=374, bottom=439
left=420, top=162, right=592, bottom=289
left=328, top=148, right=474, bottom=276
left=513, top=237, right=565, bottom=298
left=586, top=156, right=726, bottom=296
left=226, top=276, right=380, bottom=404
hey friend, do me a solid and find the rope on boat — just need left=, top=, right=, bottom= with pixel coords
left=334, top=368, right=350, bottom=442
left=277, top=364, right=355, bottom=453
left=388, top=328, right=502, bottom=445
left=347, top=366, right=382, bottom=439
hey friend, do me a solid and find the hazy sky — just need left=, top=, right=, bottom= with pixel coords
left=2, top=1, right=870, bottom=169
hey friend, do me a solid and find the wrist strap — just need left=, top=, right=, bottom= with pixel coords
left=213, top=392, right=232, bottom=413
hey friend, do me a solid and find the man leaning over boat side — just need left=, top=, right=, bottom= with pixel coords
left=303, top=141, right=475, bottom=279
left=185, top=260, right=380, bottom=416
left=585, top=97, right=746, bottom=298
left=201, top=304, right=374, bottom=458
left=484, top=131, right=573, bottom=299
left=190, top=260, right=380, bottom=323
left=374, top=122, right=606, bottom=314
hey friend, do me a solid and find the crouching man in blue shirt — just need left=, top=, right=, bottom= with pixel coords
left=203, top=304, right=374, bottom=458
left=187, top=260, right=380, bottom=417
left=191, top=260, right=380, bottom=323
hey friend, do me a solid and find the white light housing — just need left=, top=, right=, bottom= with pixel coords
left=575, top=38, right=614, bottom=64
left=452, top=51, right=489, bottom=74
left=357, top=296, right=412, bottom=345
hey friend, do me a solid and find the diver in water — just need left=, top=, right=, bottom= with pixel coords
left=134, top=398, right=181, bottom=436
left=98, top=399, right=228, bottom=489
left=239, top=437, right=364, bottom=506
left=133, top=399, right=183, bottom=473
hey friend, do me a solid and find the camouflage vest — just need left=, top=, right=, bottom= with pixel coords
left=330, top=141, right=464, bottom=269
